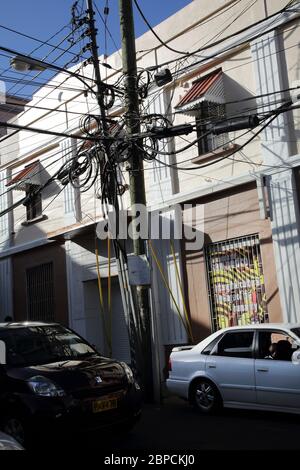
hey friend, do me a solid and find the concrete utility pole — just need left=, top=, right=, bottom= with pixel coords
left=85, top=0, right=112, bottom=164
left=119, top=0, right=154, bottom=401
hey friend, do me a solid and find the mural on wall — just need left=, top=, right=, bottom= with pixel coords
left=205, top=234, right=268, bottom=331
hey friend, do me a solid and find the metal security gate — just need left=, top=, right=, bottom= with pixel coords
left=26, top=262, right=54, bottom=322
left=205, top=234, right=269, bottom=331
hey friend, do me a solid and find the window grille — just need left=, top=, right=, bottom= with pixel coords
left=26, top=262, right=54, bottom=322
left=205, top=234, right=269, bottom=331
left=196, top=101, right=228, bottom=156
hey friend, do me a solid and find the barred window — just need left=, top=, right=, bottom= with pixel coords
left=26, top=262, right=54, bottom=322
left=205, top=234, right=269, bottom=331
left=195, top=101, right=228, bottom=156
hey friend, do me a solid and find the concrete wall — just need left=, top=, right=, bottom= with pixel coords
left=12, top=242, right=69, bottom=324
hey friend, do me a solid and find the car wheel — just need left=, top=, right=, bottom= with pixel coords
left=190, top=379, right=222, bottom=414
left=3, top=416, right=27, bottom=448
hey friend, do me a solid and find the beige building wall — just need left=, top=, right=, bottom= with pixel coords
left=183, top=182, right=282, bottom=342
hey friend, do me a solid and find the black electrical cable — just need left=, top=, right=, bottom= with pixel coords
left=145, top=0, right=295, bottom=71
left=0, top=23, right=69, bottom=83
left=0, top=44, right=97, bottom=85
left=0, top=23, right=89, bottom=61
left=0, top=120, right=101, bottom=142
left=0, top=62, right=97, bottom=146
left=136, top=0, right=243, bottom=54
left=93, top=0, right=122, bottom=59
left=3, top=99, right=91, bottom=117
left=139, top=101, right=293, bottom=168
left=133, top=0, right=189, bottom=55
left=152, top=106, right=291, bottom=171
left=0, top=75, right=92, bottom=93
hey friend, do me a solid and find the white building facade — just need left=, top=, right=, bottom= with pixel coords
left=0, top=0, right=300, bottom=393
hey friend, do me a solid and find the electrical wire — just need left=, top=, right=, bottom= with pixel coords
left=133, top=0, right=189, bottom=55
left=93, top=0, right=122, bottom=59
left=0, top=23, right=88, bottom=61
left=145, top=0, right=296, bottom=71
left=152, top=110, right=288, bottom=171
left=0, top=23, right=69, bottom=83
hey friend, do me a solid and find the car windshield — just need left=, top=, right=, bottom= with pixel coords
left=291, top=328, right=300, bottom=339
left=0, top=325, right=96, bottom=367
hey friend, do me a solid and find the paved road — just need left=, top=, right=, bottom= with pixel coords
left=71, top=397, right=300, bottom=450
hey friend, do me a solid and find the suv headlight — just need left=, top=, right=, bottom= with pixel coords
left=27, top=375, right=65, bottom=397
left=121, top=362, right=134, bottom=384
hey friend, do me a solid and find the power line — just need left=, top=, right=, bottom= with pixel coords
left=0, top=23, right=89, bottom=60
left=153, top=108, right=290, bottom=171
left=0, top=103, right=100, bottom=157
left=0, top=119, right=100, bottom=142
left=93, top=0, right=122, bottom=59
left=136, top=0, right=243, bottom=54
left=145, top=0, right=295, bottom=71
left=2, top=24, right=87, bottom=99
left=0, top=23, right=69, bottom=83
left=163, top=6, right=295, bottom=77
left=133, top=0, right=189, bottom=55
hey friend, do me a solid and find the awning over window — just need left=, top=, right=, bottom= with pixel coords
left=175, top=68, right=225, bottom=115
left=6, top=161, right=42, bottom=191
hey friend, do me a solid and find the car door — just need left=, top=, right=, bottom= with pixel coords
left=255, top=330, right=300, bottom=410
left=205, top=330, right=256, bottom=404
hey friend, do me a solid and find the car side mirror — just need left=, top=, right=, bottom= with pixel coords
left=291, top=341, right=299, bottom=350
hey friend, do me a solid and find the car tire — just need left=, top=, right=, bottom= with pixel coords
left=190, top=379, right=222, bottom=414
left=3, top=415, right=29, bottom=448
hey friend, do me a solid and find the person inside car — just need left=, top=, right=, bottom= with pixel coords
left=273, top=340, right=292, bottom=361
left=264, top=343, right=277, bottom=359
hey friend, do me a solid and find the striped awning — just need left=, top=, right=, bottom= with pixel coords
left=6, top=161, right=42, bottom=191
left=175, top=68, right=225, bottom=114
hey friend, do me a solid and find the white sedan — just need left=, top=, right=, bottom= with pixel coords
left=167, top=324, right=300, bottom=415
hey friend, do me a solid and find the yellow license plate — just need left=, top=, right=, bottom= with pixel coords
left=92, top=398, right=118, bottom=413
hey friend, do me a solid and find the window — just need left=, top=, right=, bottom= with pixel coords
left=0, top=325, right=95, bottom=367
left=26, top=263, right=54, bottom=322
left=205, top=234, right=269, bottom=331
left=202, top=334, right=223, bottom=355
left=291, top=328, right=300, bottom=339
left=214, top=331, right=254, bottom=358
left=25, top=184, right=42, bottom=222
left=258, top=331, right=296, bottom=361
left=195, top=101, right=227, bottom=156
left=175, top=68, right=228, bottom=158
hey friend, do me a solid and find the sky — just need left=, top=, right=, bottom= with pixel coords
left=0, top=0, right=193, bottom=99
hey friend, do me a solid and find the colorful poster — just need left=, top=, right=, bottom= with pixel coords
left=205, top=235, right=269, bottom=331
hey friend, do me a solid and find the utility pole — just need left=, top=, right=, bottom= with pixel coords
left=119, top=0, right=154, bottom=401
left=86, top=0, right=153, bottom=400
left=85, top=0, right=112, bottom=162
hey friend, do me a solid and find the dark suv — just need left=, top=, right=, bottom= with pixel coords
left=0, top=322, right=142, bottom=447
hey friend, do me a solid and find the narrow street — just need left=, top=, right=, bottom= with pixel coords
left=57, top=397, right=300, bottom=451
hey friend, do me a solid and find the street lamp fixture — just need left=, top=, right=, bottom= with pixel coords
left=10, top=53, right=98, bottom=97
left=10, top=55, right=46, bottom=72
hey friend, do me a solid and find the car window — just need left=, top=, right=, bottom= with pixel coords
left=202, top=335, right=223, bottom=355
left=291, top=327, right=300, bottom=339
left=0, top=326, right=96, bottom=367
left=258, top=331, right=296, bottom=361
left=213, top=331, right=254, bottom=358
